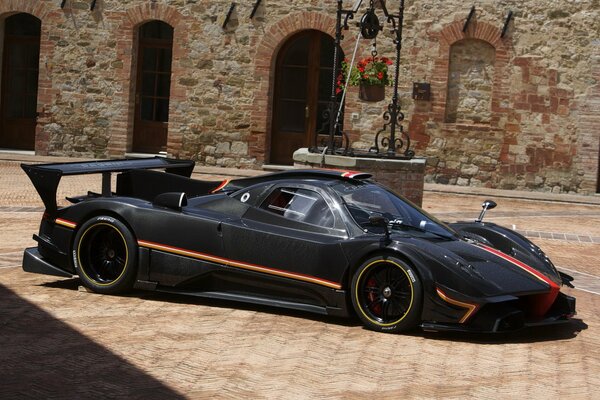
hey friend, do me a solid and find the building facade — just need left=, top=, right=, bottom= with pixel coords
left=0, top=0, right=599, bottom=194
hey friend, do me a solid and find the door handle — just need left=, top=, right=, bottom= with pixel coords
left=217, top=222, right=223, bottom=237
left=305, top=105, right=309, bottom=119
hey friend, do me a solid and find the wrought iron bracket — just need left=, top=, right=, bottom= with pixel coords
left=463, top=6, right=476, bottom=32
left=222, top=3, right=236, bottom=30
left=501, top=10, right=513, bottom=38
left=365, top=0, right=414, bottom=158
left=250, top=0, right=262, bottom=19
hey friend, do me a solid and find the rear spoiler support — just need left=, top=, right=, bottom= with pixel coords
left=21, top=157, right=195, bottom=215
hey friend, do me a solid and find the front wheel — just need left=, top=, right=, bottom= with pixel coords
left=73, top=215, right=138, bottom=294
left=351, top=255, right=422, bottom=333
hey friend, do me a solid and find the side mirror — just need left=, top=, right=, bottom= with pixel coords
left=369, top=216, right=391, bottom=240
left=153, top=192, right=187, bottom=211
left=476, top=199, right=497, bottom=223
left=368, top=215, right=388, bottom=227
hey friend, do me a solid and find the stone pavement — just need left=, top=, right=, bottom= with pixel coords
left=1, top=154, right=599, bottom=399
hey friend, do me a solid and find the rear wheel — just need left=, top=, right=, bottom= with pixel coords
left=351, top=255, right=422, bottom=333
left=73, top=216, right=137, bottom=294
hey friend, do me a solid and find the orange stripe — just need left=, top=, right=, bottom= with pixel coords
left=211, top=179, right=230, bottom=193
left=479, top=244, right=559, bottom=289
left=436, top=288, right=480, bottom=323
left=138, top=239, right=342, bottom=290
left=55, top=218, right=77, bottom=229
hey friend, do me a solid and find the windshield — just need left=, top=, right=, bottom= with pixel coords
left=334, top=182, right=457, bottom=239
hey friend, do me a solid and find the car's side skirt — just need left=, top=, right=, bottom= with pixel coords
left=153, top=288, right=339, bottom=316
left=137, top=246, right=351, bottom=318
left=138, top=239, right=342, bottom=289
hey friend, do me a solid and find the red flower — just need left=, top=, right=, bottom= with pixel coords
left=343, top=55, right=393, bottom=87
left=336, top=87, right=342, bottom=94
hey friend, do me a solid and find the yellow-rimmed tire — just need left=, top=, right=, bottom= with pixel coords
left=73, top=216, right=137, bottom=294
left=351, top=255, right=422, bottom=333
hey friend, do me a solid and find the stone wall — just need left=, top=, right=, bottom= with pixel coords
left=446, top=39, right=496, bottom=124
left=0, top=0, right=598, bottom=194
left=344, top=1, right=600, bottom=194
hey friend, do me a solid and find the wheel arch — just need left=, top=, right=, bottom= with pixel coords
left=66, top=203, right=142, bottom=269
left=346, top=243, right=432, bottom=290
left=70, top=210, right=140, bottom=293
left=70, top=201, right=144, bottom=241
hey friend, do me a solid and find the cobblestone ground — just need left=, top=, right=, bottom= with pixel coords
left=1, top=158, right=599, bottom=399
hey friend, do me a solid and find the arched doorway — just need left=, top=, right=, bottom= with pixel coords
left=132, top=20, right=173, bottom=154
left=270, top=30, right=343, bottom=165
left=0, top=13, right=41, bottom=150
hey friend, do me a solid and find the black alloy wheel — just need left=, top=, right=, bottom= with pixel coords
left=73, top=216, right=137, bottom=294
left=351, top=256, right=422, bottom=333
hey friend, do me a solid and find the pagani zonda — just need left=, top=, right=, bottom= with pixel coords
left=21, top=158, right=576, bottom=334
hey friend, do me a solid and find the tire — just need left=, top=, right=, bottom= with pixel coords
left=73, top=215, right=137, bottom=294
left=351, top=255, right=422, bottom=333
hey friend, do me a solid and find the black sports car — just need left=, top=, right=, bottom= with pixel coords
left=22, top=157, right=576, bottom=334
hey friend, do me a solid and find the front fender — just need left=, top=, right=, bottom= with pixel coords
left=342, top=237, right=491, bottom=298
left=450, top=221, right=561, bottom=285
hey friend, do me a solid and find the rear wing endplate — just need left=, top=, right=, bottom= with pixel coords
left=21, top=157, right=195, bottom=214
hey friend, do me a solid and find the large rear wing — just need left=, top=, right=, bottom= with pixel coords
left=21, top=157, right=195, bottom=214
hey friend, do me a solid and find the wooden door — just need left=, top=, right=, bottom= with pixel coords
left=270, top=30, right=341, bottom=165
left=0, top=13, right=41, bottom=150
left=132, top=21, right=173, bottom=154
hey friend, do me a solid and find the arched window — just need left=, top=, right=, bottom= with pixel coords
left=445, top=39, right=495, bottom=124
left=132, top=20, right=173, bottom=154
left=0, top=13, right=41, bottom=150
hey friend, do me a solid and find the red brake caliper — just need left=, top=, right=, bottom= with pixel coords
left=366, top=277, right=382, bottom=316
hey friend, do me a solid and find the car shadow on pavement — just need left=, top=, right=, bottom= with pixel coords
left=41, top=277, right=362, bottom=328
left=41, top=278, right=587, bottom=342
left=0, top=283, right=185, bottom=399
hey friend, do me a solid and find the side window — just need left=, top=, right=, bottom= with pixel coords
left=232, top=183, right=274, bottom=206
left=260, top=187, right=335, bottom=228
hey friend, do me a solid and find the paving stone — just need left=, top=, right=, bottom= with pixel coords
left=1, top=156, right=599, bottom=398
